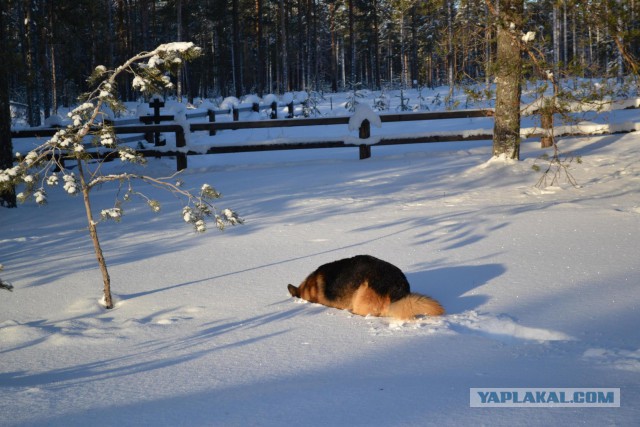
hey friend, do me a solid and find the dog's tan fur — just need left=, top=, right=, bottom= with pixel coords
left=288, top=255, right=444, bottom=320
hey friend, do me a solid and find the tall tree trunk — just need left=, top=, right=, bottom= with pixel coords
left=553, top=2, right=560, bottom=77
left=297, top=0, right=305, bottom=89
left=256, top=0, right=265, bottom=96
left=616, top=0, right=625, bottom=84
left=177, top=0, right=183, bottom=101
left=305, top=0, right=312, bottom=90
left=39, top=0, right=51, bottom=120
left=329, top=2, right=338, bottom=92
left=47, top=0, right=58, bottom=115
left=400, top=9, right=406, bottom=88
left=447, top=0, right=454, bottom=103
left=563, top=0, right=568, bottom=67
left=140, top=0, right=151, bottom=51
left=491, top=0, right=523, bottom=159
left=410, top=6, right=418, bottom=87
left=23, top=0, right=41, bottom=127
left=312, top=0, right=319, bottom=90
left=484, top=1, right=492, bottom=88
left=373, top=0, right=381, bottom=90
left=106, top=0, right=115, bottom=67
left=279, top=0, right=288, bottom=92
left=348, top=0, right=355, bottom=86
left=0, top=0, right=17, bottom=208
left=232, top=0, right=242, bottom=96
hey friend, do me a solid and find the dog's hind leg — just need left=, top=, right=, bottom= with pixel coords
left=350, top=283, right=391, bottom=317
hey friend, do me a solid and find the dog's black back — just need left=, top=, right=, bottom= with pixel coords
left=312, top=255, right=410, bottom=302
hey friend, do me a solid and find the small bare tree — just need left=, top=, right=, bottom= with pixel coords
left=0, top=43, right=242, bottom=308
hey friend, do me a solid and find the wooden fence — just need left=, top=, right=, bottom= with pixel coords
left=11, top=100, right=495, bottom=171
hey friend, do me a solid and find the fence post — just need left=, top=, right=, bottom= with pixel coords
left=270, top=101, right=278, bottom=119
left=252, top=102, right=260, bottom=113
left=149, top=98, right=165, bottom=146
left=207, top=109, right=216, bottom=136
left=358, top=119, right=371, bottom=160
left=232, top=107, right=239, bottom=121
left=175, top=128, right=187, bottom=171
left=541, top=100, right=554, bottom=148
left=287, top=102, right=294, bottom=118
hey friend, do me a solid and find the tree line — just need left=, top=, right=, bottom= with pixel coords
left=2, top=0, right=638, bottom=127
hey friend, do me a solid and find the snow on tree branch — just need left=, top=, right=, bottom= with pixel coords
left=1, top=43, right=239, bottom=309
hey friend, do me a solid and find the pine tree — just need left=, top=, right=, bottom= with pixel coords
left=0, top=43, right=242, bottom=308
left=488, top=0, right=524, bottom=160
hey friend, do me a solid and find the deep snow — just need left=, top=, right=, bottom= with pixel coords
left=2, top=90, right=640, bottom=426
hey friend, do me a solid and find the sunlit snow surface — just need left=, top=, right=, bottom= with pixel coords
left=2, top=91, right=640, bottom=426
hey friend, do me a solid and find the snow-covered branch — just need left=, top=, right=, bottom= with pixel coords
left=1, top=43, right=238, bottom=309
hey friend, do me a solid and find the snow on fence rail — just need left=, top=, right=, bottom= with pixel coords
left=11, top=97, right=640, bottom=171
left=11, top=102, right=496, bottom=170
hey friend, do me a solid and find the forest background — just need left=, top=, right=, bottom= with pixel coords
left=2, top=0, right=638, bottom=129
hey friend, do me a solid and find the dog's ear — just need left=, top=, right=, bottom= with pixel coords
left=287, top=284, right=299, bottom=297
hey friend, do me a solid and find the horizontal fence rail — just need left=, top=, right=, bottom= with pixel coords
left=11, top=107, right=498, bottom=170
left=18, top=103, right=635, bottom=171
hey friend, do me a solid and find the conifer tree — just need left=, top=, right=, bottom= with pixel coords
left=488, top=0, right=524, bottom=160
left=0, top=43, right=242, bottom=308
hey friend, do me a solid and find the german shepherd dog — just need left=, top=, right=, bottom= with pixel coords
left=288, top=255, right=444, bottom=320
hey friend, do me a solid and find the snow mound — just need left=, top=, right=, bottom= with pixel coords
left=262, top=94, right=278, bottom=106
left=220, top=96, right=240, bottom=110
left=448, top=311, right=574, bottom=342
left=348, top=103, right=382, bottom=132
left=583, top=348, right=640, bottom=372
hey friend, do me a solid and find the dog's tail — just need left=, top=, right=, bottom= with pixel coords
left=387, top=293, right=445, bottom=320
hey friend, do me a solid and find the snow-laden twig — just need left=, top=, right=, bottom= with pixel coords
left=1, top=43, right=242, bottom=309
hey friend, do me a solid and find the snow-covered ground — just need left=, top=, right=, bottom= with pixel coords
left=2, top=90, right=640, bottom=426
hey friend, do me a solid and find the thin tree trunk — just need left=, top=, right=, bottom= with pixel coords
left=256, top=0, right=265, bottom=96
left=616, top=0, right=624, bottom=84
left=340, top=37, right=346, bottom=89
left=373, top=0, right=381, bottom=90
left=553, top=3, right=560, bottom=76
left=279, top=0, right=288, bottom=92
left=77, top=160, right=113, bottom=309
left=563, top=0, right=568, bottom=67
left=400, top=9, right=406, bottom=88
left=447, top=0, right=454, bottom=103
left=312, top=0, right=319, bottom=90
left=485, top=2, right=492, bottom=88
left=232, top=0, right=242, bottom=96
left=177, top=0, right=183, bottom=101
left=349, top=0, right=355, bottom=86
left=23, top=0, right=41, bottom=127
left=39, top=1, right=50, bottom=120
left=49, top=3, right=58, bottom=115
left=540, top=100, right=554, bottom=148
left=329, top=2, right=338, bottom=92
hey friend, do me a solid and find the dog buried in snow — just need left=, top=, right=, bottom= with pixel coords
left=288, top=255, right=444, bottom=320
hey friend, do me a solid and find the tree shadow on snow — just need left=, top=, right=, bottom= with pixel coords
left=407, top=263, right=505, bottom=314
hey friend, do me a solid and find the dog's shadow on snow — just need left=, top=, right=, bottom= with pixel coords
left=407, top=263, right=505, bottom=314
